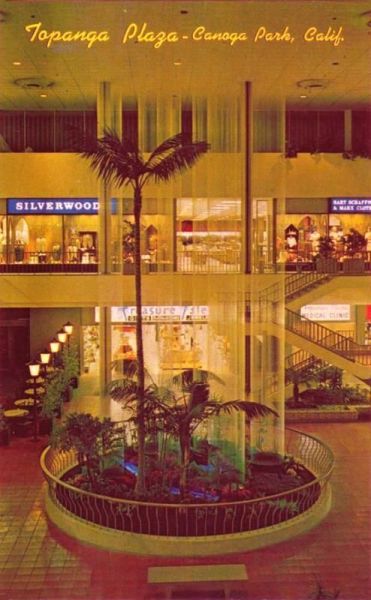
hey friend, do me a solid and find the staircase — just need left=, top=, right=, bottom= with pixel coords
left=285, top=308, right=371, bottom=384
left=248, top=277, right=371, bottom=385
left=285, top=273, right=333, bottom=301
left=285, top=349, right=325, bottom=380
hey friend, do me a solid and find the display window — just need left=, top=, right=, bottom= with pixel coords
left=2, top=198, right=99, bottom=270
left=64, top=215, right=99, bottom=264
left=0, top=215, right=7, bottom=264
left=82, top=325, right=99, bottom=374
left=122, top=198, right=173, bottom=273
left=107, top=305, right=229, bottom=384
left=276, top=214, right=328, bottom=264
left=176, top=198, right=241, bottom=273
left=276, top=200, right=371, bottom=269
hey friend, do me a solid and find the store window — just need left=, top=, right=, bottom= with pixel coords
left=108, top=305, right=229, bottom=385
left=0, top=215, right=7, bottom=264
left=276, top=198, right=371, bottom=270
left=2, top=198, right=99, bottom=271
left=122, top=198, right=173, bottom=273
left=176, top=198, right=242, bottom=273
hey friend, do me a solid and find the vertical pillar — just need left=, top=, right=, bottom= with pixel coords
left=98, top=306, right=112, bottom=398
left=344, top=109, right=352, bottom=152
left=354, top=305, right=366, bottom=344
left=97, top=82, right=122, bottom=394
left=245, top=82, right=253, bottom=274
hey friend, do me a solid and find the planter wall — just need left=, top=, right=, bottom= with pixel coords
left=286, top=406, right=359, bottom=423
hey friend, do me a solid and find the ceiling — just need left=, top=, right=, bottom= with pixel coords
left=0, top=0, right=370, bottom=111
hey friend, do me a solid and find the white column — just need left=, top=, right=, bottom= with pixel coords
left=97, top=82, right=122, bottom=394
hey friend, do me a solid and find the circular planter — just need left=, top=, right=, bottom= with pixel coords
left=41, top=428, right=334, bottom=555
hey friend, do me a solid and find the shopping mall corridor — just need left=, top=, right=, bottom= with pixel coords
left=0, top=416, right=370, bottom=600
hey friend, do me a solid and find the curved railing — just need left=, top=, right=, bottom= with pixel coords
left=41, top=428, right=334, bottom=538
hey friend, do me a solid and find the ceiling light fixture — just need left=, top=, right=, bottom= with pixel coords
left=40, top=93, right=47, bottom=98
left=300, top=94, right=307, bottom=99
left=13, top=61, right=22, bottom=66
left=297, top=79, right=329, bottom=91
left=174, top=60, right=182, bottom=66
left=14, top=77, right=54, bottom=90
left=359, top=10, right=371, bottom=28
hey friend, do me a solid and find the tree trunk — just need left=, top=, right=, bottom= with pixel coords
left=179, top=427, right=191, bottom=494
left=133, top=185, right=146, bottom=495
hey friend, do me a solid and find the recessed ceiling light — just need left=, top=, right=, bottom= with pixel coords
left=13, top=61, right=22, bottom=66
left=40, top=93, right=47, bottom=98
left=300, top=94, right=307, bottom=99
left=297, top=79, right=329, bottom=90
left=174, top=60, right=182, bottom=66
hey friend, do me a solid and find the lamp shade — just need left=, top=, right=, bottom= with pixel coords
left=28, top=360, right=41, bottom=378
left=63, top=321, right=74, bottom=336
left=57, top=330, right=68, bottom=344
left=40, top=349, right=51, bottom=364
left=49, top=338, right=60, bottom=353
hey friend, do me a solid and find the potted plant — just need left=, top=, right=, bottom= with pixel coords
left=343, top=228, right=365, bottom=273
left=110, top=366, right=277, bottom=496
left=0, top=405, right=10, bottom=446
left=61, top=344, right=80, bottom=390
left=315, top=235, right=337, bottom=273
left=53, top=413, right=123, bottom=488
left=41, top=368, right=65, bottom=423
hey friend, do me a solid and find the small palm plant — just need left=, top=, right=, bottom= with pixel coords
left=82, top=131, right=208, bottom=493
left=110, top=365, right=277, bottom=495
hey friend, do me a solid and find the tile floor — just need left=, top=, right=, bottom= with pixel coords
left=0, top=393, right=370, bottom=600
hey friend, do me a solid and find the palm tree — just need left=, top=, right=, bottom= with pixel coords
left=81, top=132, right=208, bottom=493
left=111, top=366, right=277, bottom=494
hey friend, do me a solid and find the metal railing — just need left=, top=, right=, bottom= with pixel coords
left=177, top=249, right=241, bottom=273
left=41, top=428, right=334, bottom=537
left=286, top=308, right=371, bottom=366
left=285, top=272, right=331, bottom=299
left=0, top=251, right=98, bottom=273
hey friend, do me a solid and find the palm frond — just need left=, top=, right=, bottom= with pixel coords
left=144, top=136, right=208, bottom=183
left=144, top=133, right=185, bottom=169
left=80, top=130, right=145, bottom=188
left=214, top=400, right=278, bottom=420
left=172, top=368, right=224, bottom=390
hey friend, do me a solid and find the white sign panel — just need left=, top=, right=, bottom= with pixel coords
left=300, top=304, right=351, bottom=322
left=95, top=306, right=209, bottom=323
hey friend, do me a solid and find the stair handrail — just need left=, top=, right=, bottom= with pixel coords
left=285, top=273, right=331, bottom=299
left=285, top=308, right=371, bottom=365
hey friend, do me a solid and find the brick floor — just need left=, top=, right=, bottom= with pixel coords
left=0, top=421, right=370, bottom=600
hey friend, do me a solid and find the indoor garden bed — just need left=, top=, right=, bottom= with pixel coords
left=41, top=428, right=333, bottom=542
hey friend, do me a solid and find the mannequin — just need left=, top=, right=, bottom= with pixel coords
left=310, top=227, right=321, bottom=254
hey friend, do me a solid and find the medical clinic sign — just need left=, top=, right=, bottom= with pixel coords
left=7, top=198, right=98, bottom=215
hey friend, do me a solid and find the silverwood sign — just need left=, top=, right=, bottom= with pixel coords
left=7, top=198, right=98, bottom=215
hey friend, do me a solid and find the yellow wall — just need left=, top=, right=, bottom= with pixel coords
left=252, top=153, right=371, bottom=198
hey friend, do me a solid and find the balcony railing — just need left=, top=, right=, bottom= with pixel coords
left=0, top=251, right=98, bottom=273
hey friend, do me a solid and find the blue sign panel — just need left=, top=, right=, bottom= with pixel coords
left=7, top=198, right=99, bottom=215
left=330, top=198, right=371, bottom=213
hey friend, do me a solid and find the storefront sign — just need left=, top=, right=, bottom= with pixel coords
left=300, top=304, right=351, bottom=321
left=95, top=306, right=209, bottom=323
left=330, top=198, right=371, bottom=213
left=7, top=198, right=99, bottom=215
